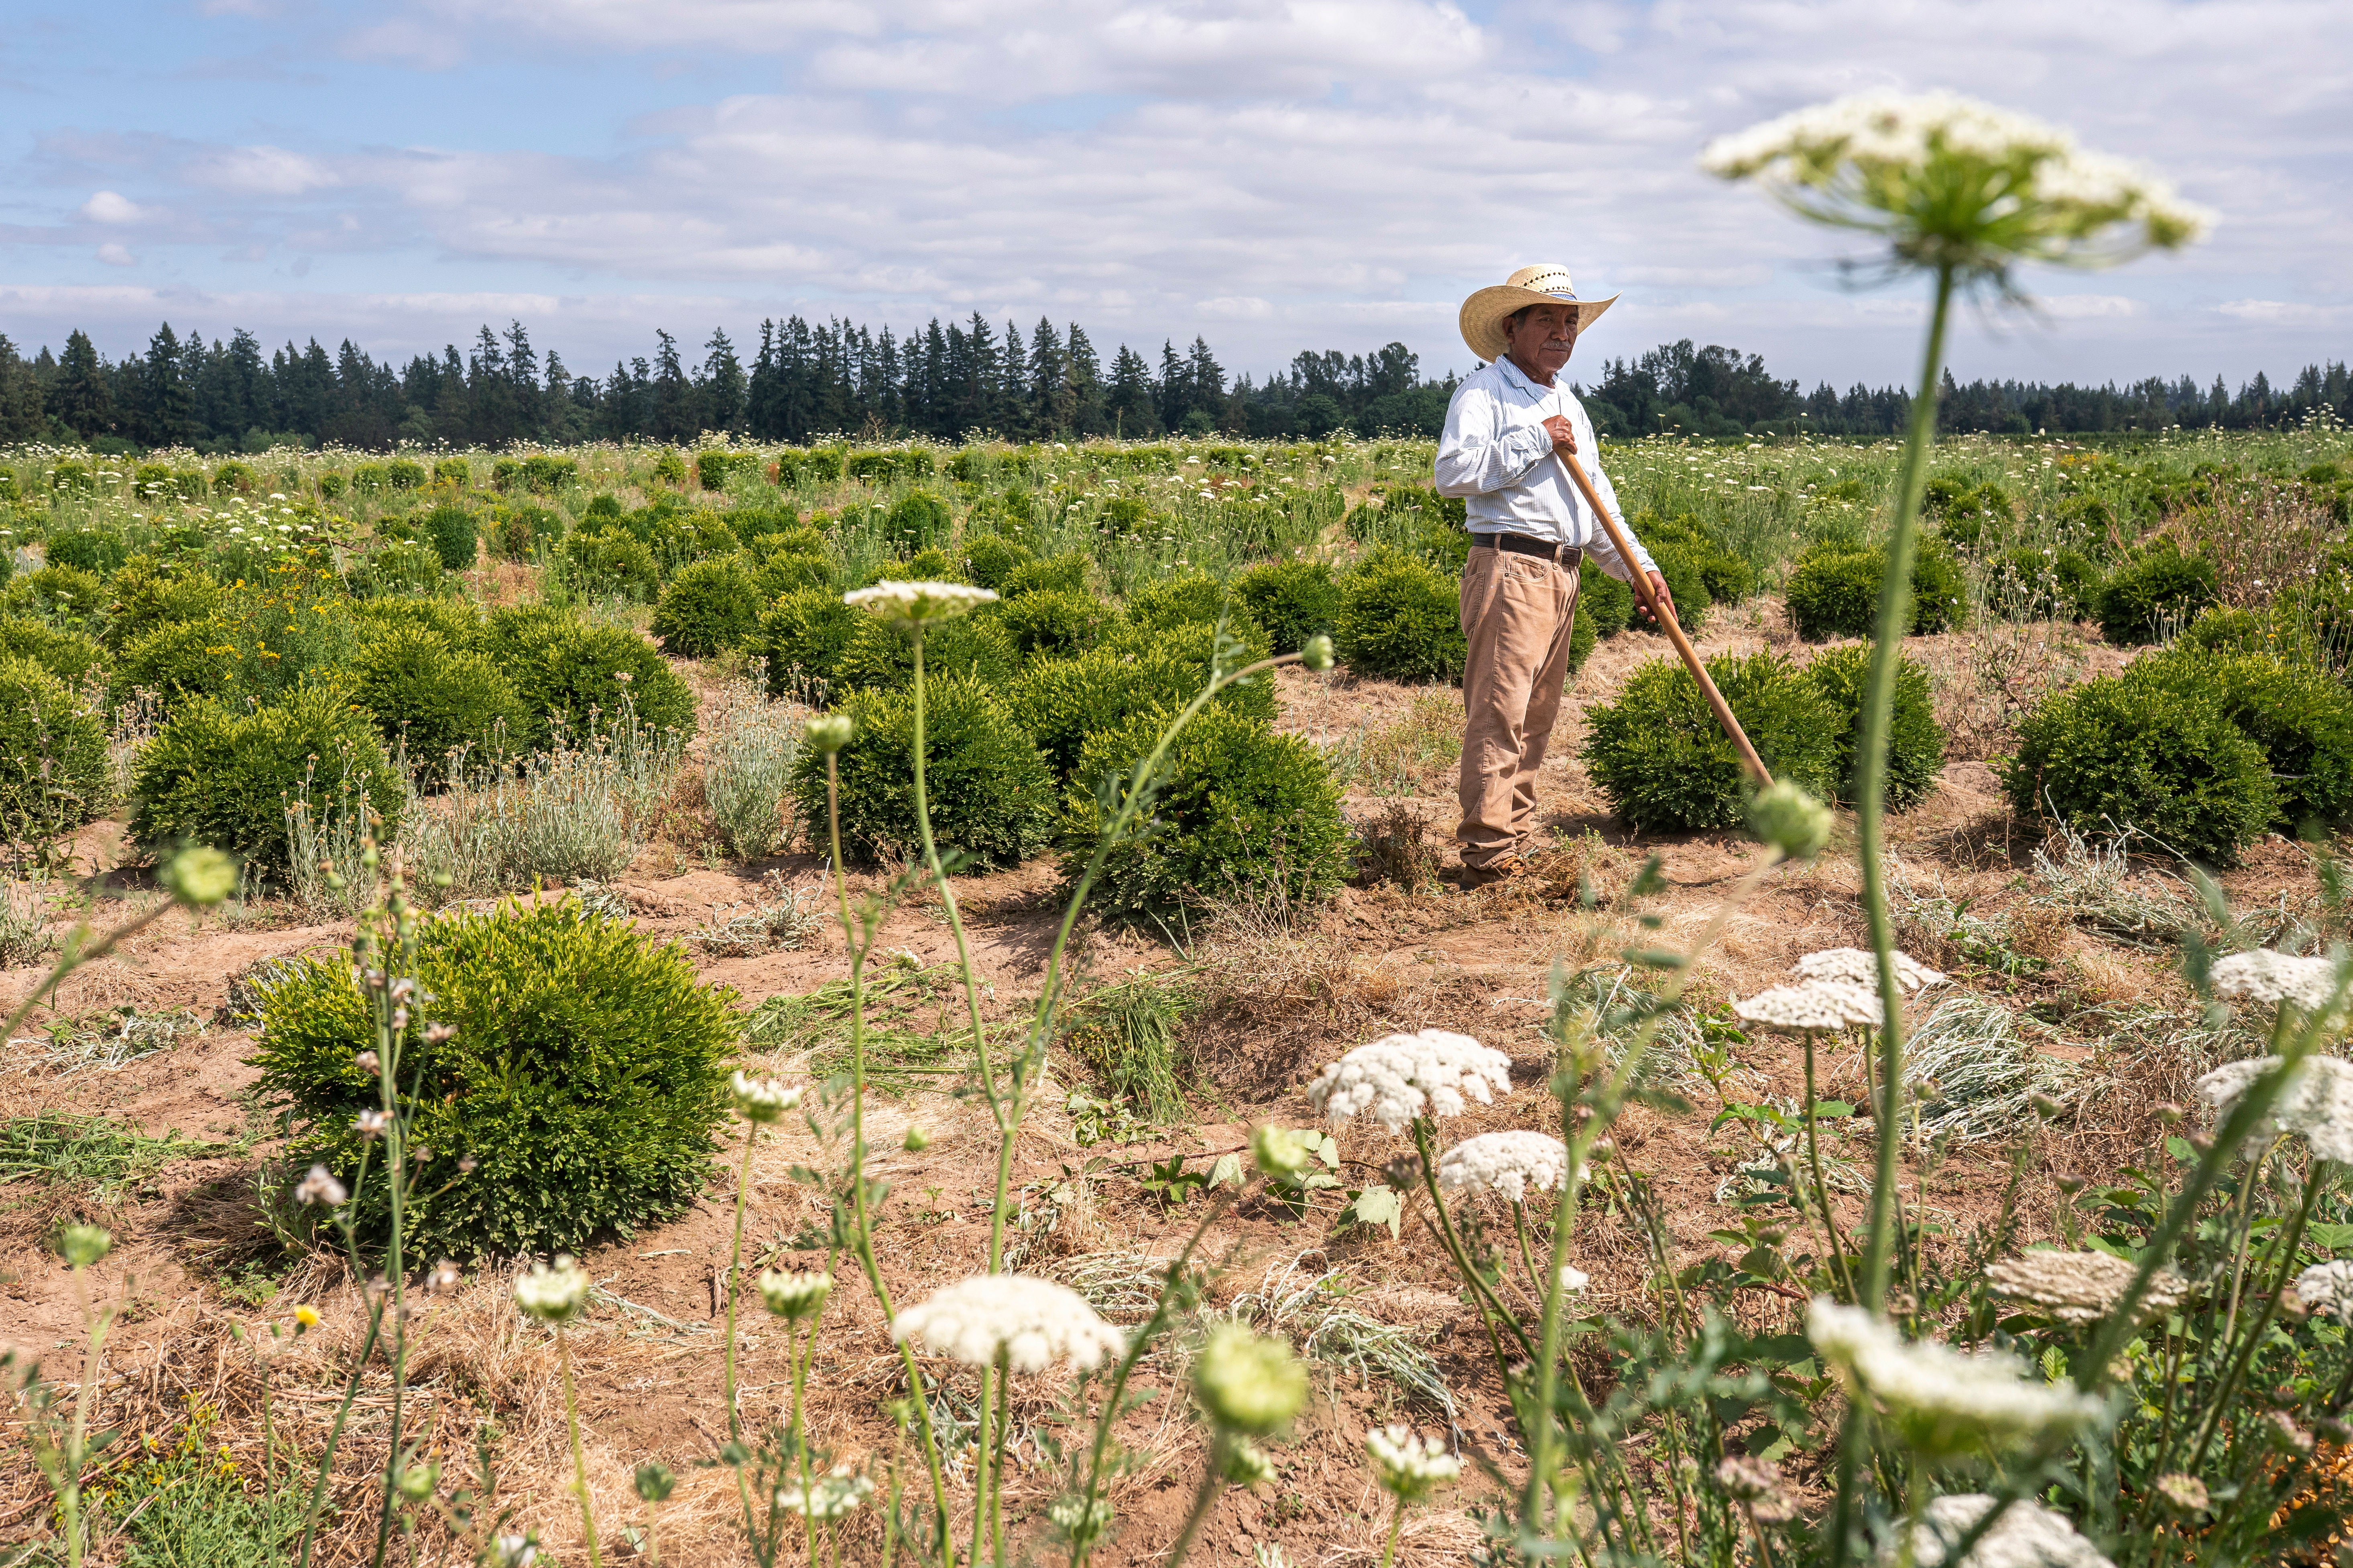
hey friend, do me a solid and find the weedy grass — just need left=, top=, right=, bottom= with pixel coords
left=1060, top=975, right=1190, bottom=1124
left=28, top=1006, right=206, bottom=1076
left=1222, top=1256, right=1456, bottom=1426
left=691, top=871, right=822, bottom=958
left=702, top=677, right=802, bottom=861
left=0, top=876, right=55, bottom=967
left=0, top=1112, right=235, bottom=1202
left=741, top=959, right=980, bottom=1093
left=1902, top=992, right=2083, bottom=1141
left=1319, top=690, right=1461, bottom=798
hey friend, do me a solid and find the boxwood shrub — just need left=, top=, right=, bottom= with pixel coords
left=1059, top=704, right=1345, bottom=916
left=1000, top=552, right=1093, bottom=598
left=1646, top=542, right=1713, bottom=636
left=0, top=617, right=105, bottom=687
left=757, top=589, right=864, bottom=698
left=1012, top=622, right=1277, bottom=780
left=651, top=557, right=763, bottom=657
left=6, top=565, right=106, bottom=631
left=2000, top=666, right=2276, bottom=862
left=45, top=526, right=129, bottom=577
left=965, top=536, right=1035, bottom=591
left=99, top=556, right=223, bottom=651
left=360, top=540, right=446, bottom=599
left=1335, top=549, right=1463, bottom=683
left=1784, top=539, right=1969, bottom=642
left=562, top=528, right=661, bottom=601
left=1579, top=561, right=1634, bottom=638
left=995, top=588, right=1115, bottom=662
left=1637, top=510, right=1753, bottom=605
left=129, top=686, right=405, bottom=869
left=114, top=617, right=244, bottom=714
left=1989, top=546, right=2103, bottom=622
left=2095, top=542, right=2216, bottom=645
left=881, top=490, right=952, bottom=553
left=832, top=612, right=1019, bottom=694
left=1234, top=559, right=1342, bottom=654
left=790, top=674, right=1053, bottom=869
left=250, top=900, right=736, bottom=1258
left=1800, top=644, right=1944, bottom=810
left=350, top=597, right=482, bottom=652
left=2131, top=650, right=2353, bottom=832
left=350, top=624, right=528, bottom=780
left=1125, top=571, right=1262, bottom=639
left=0, top=656, right=110, bottom=839
left=491, top=619, right=696, bottom=745
left=1580, top=652, right=1842, bottom=833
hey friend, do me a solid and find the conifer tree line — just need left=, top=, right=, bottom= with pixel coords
left=0, top=312, right=2343, bottom=455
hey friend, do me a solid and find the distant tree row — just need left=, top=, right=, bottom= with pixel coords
left=0, top=315, right=2344, bottom=455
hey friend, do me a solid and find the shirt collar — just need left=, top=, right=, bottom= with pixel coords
left=1492, top=355, right=1559, bottom=401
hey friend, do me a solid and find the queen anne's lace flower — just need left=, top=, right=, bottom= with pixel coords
left=1807, top=1299, right=2103, bottom=1458
left=1194, top=1324, right=1307, bottom=1434
left=1436, top=1130, right=1570, bottom=1203
left=1308, top=1030, right=1511, bottom=1132
left=776, top=1466, right=872, bottom=1520
left=842, top=581, right=998, bottom=623
left=759, top=1269, right=833, bottom=1321
left=1884, top=1493, right=2115, bottom=1568
left=1985, top=1249, right=2188, bottom=1326
left=1364, top=1426, right=1460, bottom=1501
left=515, top=1256, right=590, bottom=1324
left=1715, top=1456, right=1796, bottom=1523
left=2211, top=950, right=2341, bottom=1012
left=732, top=1072, right=801, bottom=1123
left=2194, top=1055, right=2353, bottom=1163
left=2296, top=1259, right=2353, bottom=1323
left=1793, top=947, right=1948, bottom=993
left=1732, top=979, right=1883, bottom=1035
left=891, top=1275, right=1123, bottom=1373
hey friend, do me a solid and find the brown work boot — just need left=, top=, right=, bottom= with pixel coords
left=1457, top=853, right=1526, bottom=889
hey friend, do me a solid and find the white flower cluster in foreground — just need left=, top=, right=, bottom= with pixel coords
left=1733, top=980, right=1882, bottom=1035
left=2211, top=949, right=2341, bottom=1013
left=2296, top=1259, right=2353, bottom=1323
left=1808, top=1299, right=2103, bottom=1456
left=1885, top=1493, right=2115, bottom=1568
left=1794, top=947, right=1947, bottom=994
left=1308, top=1030, right=1512, bottom=1132
left=1698, top=89, right=2211, bottom=255
left=1364, top=1425, right=1460, bottom=1502
left=1437, top=1129, right=1570, bottom=1203
left=1985, top=1249, right=2186, bottom=1327
left=2194, top=1055, right=2353, bottom=1163
left=776, top=1466, right=872, bottom=1520
left=891, top=1274, right=1124, bottom=1373
left=842, top=580, right=998, bottom=622
left=514, top=1256, right=591, bottom=1324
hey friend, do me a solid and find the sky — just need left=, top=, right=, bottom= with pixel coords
left=1, top=0, right=2348, bottom=393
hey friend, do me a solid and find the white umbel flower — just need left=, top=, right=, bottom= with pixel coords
left=1883, top=1493, right=2115, bottom=1568
left=514, top=1256, right=591, bottom=1324
left=2194, top=1055, right=2353, bottom=1163
left=1557, top=1266, right=1590, bottom=1295
left=1732, top=979, right=1883, bottom=1035
left=1307, top=1030, right=1512, bottom=1132
left=732, top=1072, right=802, bottom=1123
left=776, top=1466, right=872, bottom=1520
left=1364, top=1425, right=1460, bottom=1502
left=1985, top=1249, right=2187, bottom=1327
left=842, top=581, right=997, bottom=623
left=2211, top=950, right=2341, bottom=1012
left=891, top=1275, right=1124, bottom=1373
left=1437, top=1130, right=1569, bottom=1203
left=1807, top=1299, right=2103, bottom=1458
left=1794, top=947, right=1947, bottom=993
left=2296, top=1259, right=2353, bottom=1323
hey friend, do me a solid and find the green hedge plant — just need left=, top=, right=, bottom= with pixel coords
left=1580, top=651, right=1841, bottom=833
left=2132, top=650, right=2353, bottom=833
left=2095, top=541, right=2216, bottom=645
left=0, top=617, right=105, bottom=687
left=832, top=612, right=1019, bottom=694
left=350, top=624, right=528, bottom=781
left=1335, top=549, right=1463, bottom=682
left=129, top=687, right=405, bottom=869
left=1060, top=704, right=1346, bottom=916
left=1233, top=559, right=1343, bottom=654
left=757, top=589, right=864, bottom=699
left=652, top=557, right=764, bottom=657
left=1801, top=644, right=1944, bottom=810
left=486, top=614, right=696, bottom=745
left=996, top=588, right=1115, bottom=662
left=1012, top=622, right=1276, bottom=780
left=1578, top=561, right=1634, bottom=638
left=790, top=674, right=1053, bottom=869
left=562, top=529, right=661, bottom=601
left=250, top=899, right=737, bottom=1258
left=0, top=656, right=110, bottom=841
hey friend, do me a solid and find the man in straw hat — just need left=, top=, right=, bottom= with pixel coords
left=1436, top=264, right=1670, bottom=886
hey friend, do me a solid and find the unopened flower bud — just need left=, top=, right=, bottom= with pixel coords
left=902, top=1126, right=931, bottom=1152
left=395, top=1459, right=439, bottom=1501
left=1251, top=1124, right=1312, bottom=1181
left=162, top=845, right=237, bottom=908
left=58, top=1225, right=112, bottom=1268
left=354, top=1050, right=381, bottom=1075
left=2054, top=1172, right=2086, bottom=1196
left=1747, top=781, right=1832, bottom=861
left=2156, top=1103, right=2186, bottom=1126
left=1222, top=1439, right=1276, bottom=1487
left=1193, top=1324, right=1306, bottom=1435
left=1301, top=634, right=1335, bottom=672
left=635, top=1462, right=677, bottom=1504
left=805, top=714, right=855, bottom=754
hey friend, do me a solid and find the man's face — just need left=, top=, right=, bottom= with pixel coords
left=1505, top=303, right=1577, bottom=374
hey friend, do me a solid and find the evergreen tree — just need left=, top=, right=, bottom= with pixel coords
left=48, top=329, right=113, bottom=439
left=0, top=335, right=45, bottom=443
left=1027, top=318, right=1071, bottom=436
left=702, top=327, right=746, bottom=436
left=651, top=330, right=696, bottom=441
left=132, top=322, right=197, bottom=447
left=1108, top=345, right=1158, bottom=437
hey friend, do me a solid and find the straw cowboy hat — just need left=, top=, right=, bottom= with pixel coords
left=1458, top=264, right=1619, bottom=363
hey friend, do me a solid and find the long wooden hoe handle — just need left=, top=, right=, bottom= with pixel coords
left=1555, top=448, right=1775, bottom=787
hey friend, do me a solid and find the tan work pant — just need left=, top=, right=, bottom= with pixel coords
left=1456, top=543, right=1582, bottom=869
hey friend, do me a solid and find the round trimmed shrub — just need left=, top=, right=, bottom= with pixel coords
left=2000, top=672, right=2276, bottom=863
left=1640, top=512, right=1755, bottom=605
left=868, top=547, right=964, bottom=585
left=45, top=526, right=128, bottom=577
left=1646, top=542, right=1714, bottom=635
left=1233, top=559, right=1342, bottom=654
left=0, top=656, right=109, bottom=839
left=130, top=687, right=405, bottom=869
left=350, top=596, right=483, bottom=652
left=1013, top=622, right=1277, bottom=780
left=1990, top=546, right=2103, bottom=622
left=790, top=674, right=1053, bottom=869
left=562, top=528, right=661, bottom=601
left=351, top=625, right=528, bottom=779
left=1001, top=553, right=1092, bottom=598
left=757, top=589, right=863, bottom=697
left=1335, top=550, right=1463, bottom=682
left=496, top=620, right=696, bottom=745
left=0, top=617, right=104, bottom=687
left=2132, top=651, right=2353, bottom=832
left=652, top=557, right=763, bottom=657
left=2096, top=543, right=2215, bottom=645
left=101, top=557, right=224, bottom=651
left=1578, top=561, right=1634, bottom=638
left=492, top=505, right=565, bottom=562
left=832, top=611, right=1019, bottom=694
left=1909, top=538, right=1969, bottom=634
left=997, top=588, right=1115, bottom=662
left=1580, top=652, right=1842, bottom=833
left=421, top=505, right=478, bottom=571
left=1125, top=571, right=1261, bottom=639
left=360, top=540, right=446, bottom=599
left=1800, top=644, right=1944, bottom=810
left=1059, top=704, right=1345, bottom=916
left=1785, top=544, right=1881, bottom=641
left=882, top=490, right=953, bottom=553
left=250, top=900, right=737, bottom=1258
left=752, top=548, right=834, bottom=599
left=965, top=536, right=1035, bottom=590
left=6, top=565, right=106, bottom=631
left=114, top=617, right=243, bottom=713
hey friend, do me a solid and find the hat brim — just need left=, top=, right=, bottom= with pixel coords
left=1458, top=285, right=1618, bottom=364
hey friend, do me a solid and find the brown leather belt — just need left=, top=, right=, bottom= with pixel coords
left=1473, top=532, right=1583, bottom=566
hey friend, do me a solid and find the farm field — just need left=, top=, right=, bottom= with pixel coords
left=6, top=422, right=2353, bottom=1565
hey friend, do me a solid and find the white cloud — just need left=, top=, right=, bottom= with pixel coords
left=95, top=243, right=135, bottom=266
left=189, top=145, right=341, bottom=197
left=81, top=190, right=148, bottom=224
left=2036, top=295, right=2142, bottom=320
left=1197, top=296, right=1273, bottom=319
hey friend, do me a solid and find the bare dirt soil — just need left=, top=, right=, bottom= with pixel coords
left=0, top=607, right=2305, bottom=1565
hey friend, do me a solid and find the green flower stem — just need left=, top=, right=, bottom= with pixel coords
left=557, top=1324, right=602, bottom=1568
left=989, top=1346, right=1012, bottom=1566
left=1070, top=1191, right=1235, bottom=1568
left=1857, top=258, right=1957, bottom=1315
left=298, top=1119, right=388, bottom=1568
left=1377, top=1494, right=1407, bottom=1568
left=723, top=1129, right=757, bottom=1442
left=1804, top=1032, right=1859, bottom=1303
left=789, top=1318, right=817, bottom=1568
left=2186, top=1156, right=2331, bottom=1473
left=969, top=1349, right=997, bottom=1568
left=824, top=750, right=954, bottom=1564
left=374, top=879, right=418, bottom=1567
left=1409, top=1118, right=1533, bottom=1368
left=1160, top=1432, right=1230, bottom=1568
left=57, top=1259, right=116, bottom=1568
left=1509, top=1201, right=1544, bottom=1306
